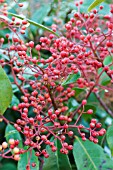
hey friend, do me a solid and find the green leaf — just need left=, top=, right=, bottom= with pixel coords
left=0, top=15, right=11, bottom=22
left=84, top=104, right=96, bottom=114
left=88, top=0, right=105, bottom=12
left=0, top=66, right=13, bottom=115
left=105, top=0, right=112, bottom=3
left=68, top=97, right=79, bottom=112
left=62, top=72, right=81, bottom=86
left=30, top=4, right=51, bottom=35
left=8, top=12, right=59, bottom=37
left=73, top=137, right=113, bottom=170
left=5, top=124, right=23, bottom=148
left=87, top=93, right=98, bottom=103
left=82, top=105, right=97, bottom=122
left=10, top=95, right=19, bottom=107
left=101, top=76, right=110, bottom=86
left=99, top=56, right=112, bottom=85
left=104, top=55, right=112, bottom=65
left=80, top=0, right=110, bottom=14
left=73, top=87, right=85, bottom=97
left=107, top=124, right=113, bottom=156
left=99, top=71, right=111, bottom=86
left=17, top=148, right=39, bottom=170
left=43, top=139, right=72, bottom=170
left=0, top=163, right=17, bottom=170
left=31, top=4, right=51, bottom=24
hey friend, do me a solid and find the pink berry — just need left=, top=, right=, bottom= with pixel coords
left=87, top=109, right=93, bottom=114
left=82, top=99, right=87, bottom=105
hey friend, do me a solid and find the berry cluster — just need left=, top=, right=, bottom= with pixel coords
left=0, top=139, right=20, bottom=160
left=0, top=0, right=112, bottom=165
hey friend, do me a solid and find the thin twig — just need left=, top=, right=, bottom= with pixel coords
left=47, top=84, right=57, bottom=110
left=71, top=85, right=95, bottom=118
left=38, top=157, right=44, bottom=170
left=95, top=93, right=113, bottom=117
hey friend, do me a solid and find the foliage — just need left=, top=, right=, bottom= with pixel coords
left=0, top=66, right=12, bottom=115
left=0, top=0, right=113, bottom=170
left=88, top=0, right=105, bottom=11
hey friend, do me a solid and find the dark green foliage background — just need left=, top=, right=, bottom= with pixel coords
left=0, top=0, right=113, bottom=170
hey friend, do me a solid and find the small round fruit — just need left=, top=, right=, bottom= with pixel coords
left=9, top=139, right=15, bottom=145
left=14, top=154, right=20, bottom=161
left=13, top=147, right=19, bottom=154
left=2, top=142, right=8, bottom=149
left=0, top=145, right=2, bottom=151
left=87, top=109, right=93, bottom=114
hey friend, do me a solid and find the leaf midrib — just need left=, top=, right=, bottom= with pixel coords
left=76, top=137, right=98, bottom=170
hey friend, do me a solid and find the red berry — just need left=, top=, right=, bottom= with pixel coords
left=32, top=163, right=36, bottom=167
left=44, top=153, right=49, bottom=158
left=35, top=45, right=41, bottom=51
left=67, top=145, right=73, bottom=150
left=90, top=123, right=95, bottom=128
left=82, top=99, right=87, bottom=105
left=60, top=135, right=66, bottom=141
left=55, top=110, right=60, bottom=115
left=100, top=6, right=103, bottom=10
left=18, top=3, right=23, bottom=7
left=63, top=142, right=68, bottom=148
left=41, top=135, right=47, bottom=141
left=82, top=137, right=86, bottom=141
left=106, top=41, right=112, bottom=47
left=51, top=146, right=57, bottom=152
left=87, top=109, right=93, bottom=114
left=29, top=41, right=34, bottom=48
left=92, top=131, right=99, bottom=137
left=68, top=131, right=74, bottom=137
left=10, top=144, right=15, bottom=149
left=89, top=136, right=94, bottom=142
left=51, top=114, right=57, bottom=120
left=63, top=124, right=68, bottom=129
left=91, top=119, right=97, bottom=124
left=35, top=152, right=40, bottom=156
left=96, top=123, right=102, bottom=128
left=93, top=138, right=98, bottom=144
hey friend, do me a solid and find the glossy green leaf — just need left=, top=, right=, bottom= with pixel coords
left=73, top=137, right=113, bottom=170
left=105, top=0, right=112, bottom=3
left=17, top=148, right=39, bottom=170
left=99, top=71, right=111, bottom=86
left=84, top=104, right=96, bottom=114
left=99, top=56, right=112, bottom=85
left=43, top=139, right=72, bottom=170
left=68, top=97, right=79, bottom=112
left=62, top=72, right=81, bottom=86
left=0, top=66, right=13, bottom=115
left=107, top=124, right=113, bottom=156
left=5, top=124, right=23, bottom=148
left=104, top=55, right=112, bottom=65
left=88, top=0, right=105, bottom=11
left=0, top=163, right=16, bottom=170
left=82, top=105, right=97, bottom=122
left=8, top=12, right=59, bottom=37
left=87, top=93, right=98, bottom=103
left=10, top=95, right=19, bottom=107
left=73, top=87, right=86, bottom=97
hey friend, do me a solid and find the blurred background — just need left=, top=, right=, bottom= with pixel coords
left=0, top=0, right=113, bottom=169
